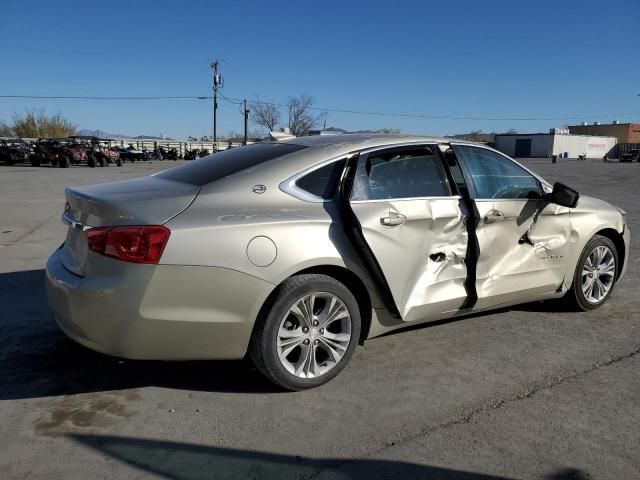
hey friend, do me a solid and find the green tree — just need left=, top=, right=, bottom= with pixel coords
left=9, top=110, right=76, bottom=138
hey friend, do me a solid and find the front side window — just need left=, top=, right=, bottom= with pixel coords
left=351, top=146, right=450, bottom=201
left=453, top=146, right=542, bottom=199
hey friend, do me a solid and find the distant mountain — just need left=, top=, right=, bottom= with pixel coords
left=319, top=126, right=401, bottom=134
left=133, top=134, right=175, bottom=140
left=77, top=129, right=174, bottom=140
left=77, top=129, right=129, bottom=139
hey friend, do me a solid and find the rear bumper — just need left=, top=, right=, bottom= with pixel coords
left=46, top=248, right=274, bottom=360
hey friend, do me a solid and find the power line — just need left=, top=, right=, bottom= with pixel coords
left=217, top=90, right=243, bottom=105
left=0, top=95, right=211, bottom=100
left=1, top=94, right=638, bottom=122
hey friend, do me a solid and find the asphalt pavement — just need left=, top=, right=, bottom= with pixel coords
left=0, top=158, right=638, bottom=479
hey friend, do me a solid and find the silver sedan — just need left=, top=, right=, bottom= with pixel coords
left=46, top=135, right=630, bottom=390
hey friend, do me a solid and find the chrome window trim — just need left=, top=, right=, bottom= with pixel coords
left=449, top=142, right=552, bottom=199
left=357, top=141, right=441, bottom=157
left=351, top=195, right=462, bottom=204
left=279, top=141, right=449, bottom=203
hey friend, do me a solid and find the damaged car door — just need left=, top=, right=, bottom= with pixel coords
left=348, top=145, right=469, bottom=322
left=451, top=144, right=571, bottom=310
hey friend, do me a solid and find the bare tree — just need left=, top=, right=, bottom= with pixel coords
left=468, top=129, right=485, bottom=142
left=251, top=99, right=281, bottom=133
left=0, top=120, right=12, bottom=136
left=287, top=94, right=325, bottom=136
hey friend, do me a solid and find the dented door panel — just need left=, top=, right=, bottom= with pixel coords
left=473, top=199, right=571, bottom=309
left=350, top=198, right=468, bottom=322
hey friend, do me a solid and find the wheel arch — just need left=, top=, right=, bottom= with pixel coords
left=595, top=228, right=625, bottom=280
left=252, top=265, right=373, bottom=346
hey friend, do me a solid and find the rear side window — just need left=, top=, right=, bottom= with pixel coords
left=296, top=159, right=346, bottom=199
left=156, top=143, right=307, bottom=186
left=351, top=146, right=450, bottom=201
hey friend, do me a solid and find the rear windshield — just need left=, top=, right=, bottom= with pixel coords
left=156, top=143, right=307, bottom=186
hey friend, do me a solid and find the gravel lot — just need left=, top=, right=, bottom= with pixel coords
left=0, top=158, right=638, bottom=479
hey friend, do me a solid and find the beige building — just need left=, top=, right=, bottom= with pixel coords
left=568, top=122, right=640, bottom=144
left=494, top=131, right=617, bottom=159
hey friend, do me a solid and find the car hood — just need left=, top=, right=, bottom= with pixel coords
left=572, top=195, right=618, bottom=214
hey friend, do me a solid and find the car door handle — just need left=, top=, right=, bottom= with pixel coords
left=380, top=212, right=407, bottom=226
left=484, top=209, right=506, bottom=223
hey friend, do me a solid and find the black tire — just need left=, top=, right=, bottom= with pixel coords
left=116, top=158, right=123, bottom=167
left=249, top=274, right=361, bottom=391
left=30, top=156, right=41, bottom=167
left=88, top=155, right=96, bottom=168
left=59, top=156, right=70, bottom=168
left=562, top=234, right=618, bottom=311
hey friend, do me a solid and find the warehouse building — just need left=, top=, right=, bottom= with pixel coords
left=494, top=129, right=617, bottom=159
left=568, top=121, right=640, bottom=144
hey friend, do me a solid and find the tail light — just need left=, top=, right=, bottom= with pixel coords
left=85, top=225, right=170, bottom=264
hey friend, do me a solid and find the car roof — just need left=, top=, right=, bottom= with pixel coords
left=282, top=133, right=472, bottom=153
left=272, top=133, right=473, bottom=161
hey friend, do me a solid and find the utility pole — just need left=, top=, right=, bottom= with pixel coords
left=211, top=60, right=221, bottom=150
left=243, top=99, right=249, bottom=145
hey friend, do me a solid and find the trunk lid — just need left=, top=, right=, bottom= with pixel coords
left=60, top=176, right=199, bottom=276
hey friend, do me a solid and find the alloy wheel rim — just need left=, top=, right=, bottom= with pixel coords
left=277, top=292, right=352, bottom=379
left=581, top=245, right=615, bottom=304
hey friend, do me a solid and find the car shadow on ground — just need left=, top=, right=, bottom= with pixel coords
left=0, top=269, right=577, bottom=401
left=71, top=434, right=591, bottom=480
left=0, top=269, right=278, bottom=400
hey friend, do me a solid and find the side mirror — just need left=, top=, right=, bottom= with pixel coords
left=547, top=182, right=580, bottom=208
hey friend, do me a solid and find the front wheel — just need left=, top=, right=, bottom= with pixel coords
left=563, top=235, right=618, bottom=311
left=249, top=274, right=361, bottom=391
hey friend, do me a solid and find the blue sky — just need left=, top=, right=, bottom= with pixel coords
left=1, top=0, right=639, bottom=139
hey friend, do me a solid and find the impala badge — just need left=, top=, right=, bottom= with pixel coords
left=252, top=184, right=267, bottom=194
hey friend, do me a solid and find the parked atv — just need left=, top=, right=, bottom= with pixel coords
left=83, top=138, right=122, bottom=167
left=144, top=147, right=163, bottom=161
left=31, top=138, right=67, bottom=167
left=60, top=139, right=90, bottom=167
left=184, top=148, right=199, bottom=160
left=117, top=144, right=145, bottom=162
left=0, top=139, right=31, bottom=165
left=157, top=146, right=178, bottom=160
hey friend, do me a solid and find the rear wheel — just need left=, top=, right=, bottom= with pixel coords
left=249, top=274, right=361, bottom=391
left=30, top=156, right=41, bottom=167
left=563, top=235, right=618, bottom=311
left=59, top=156, right=70, bottom=168
left=88, top=155, right=96, bottom=168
